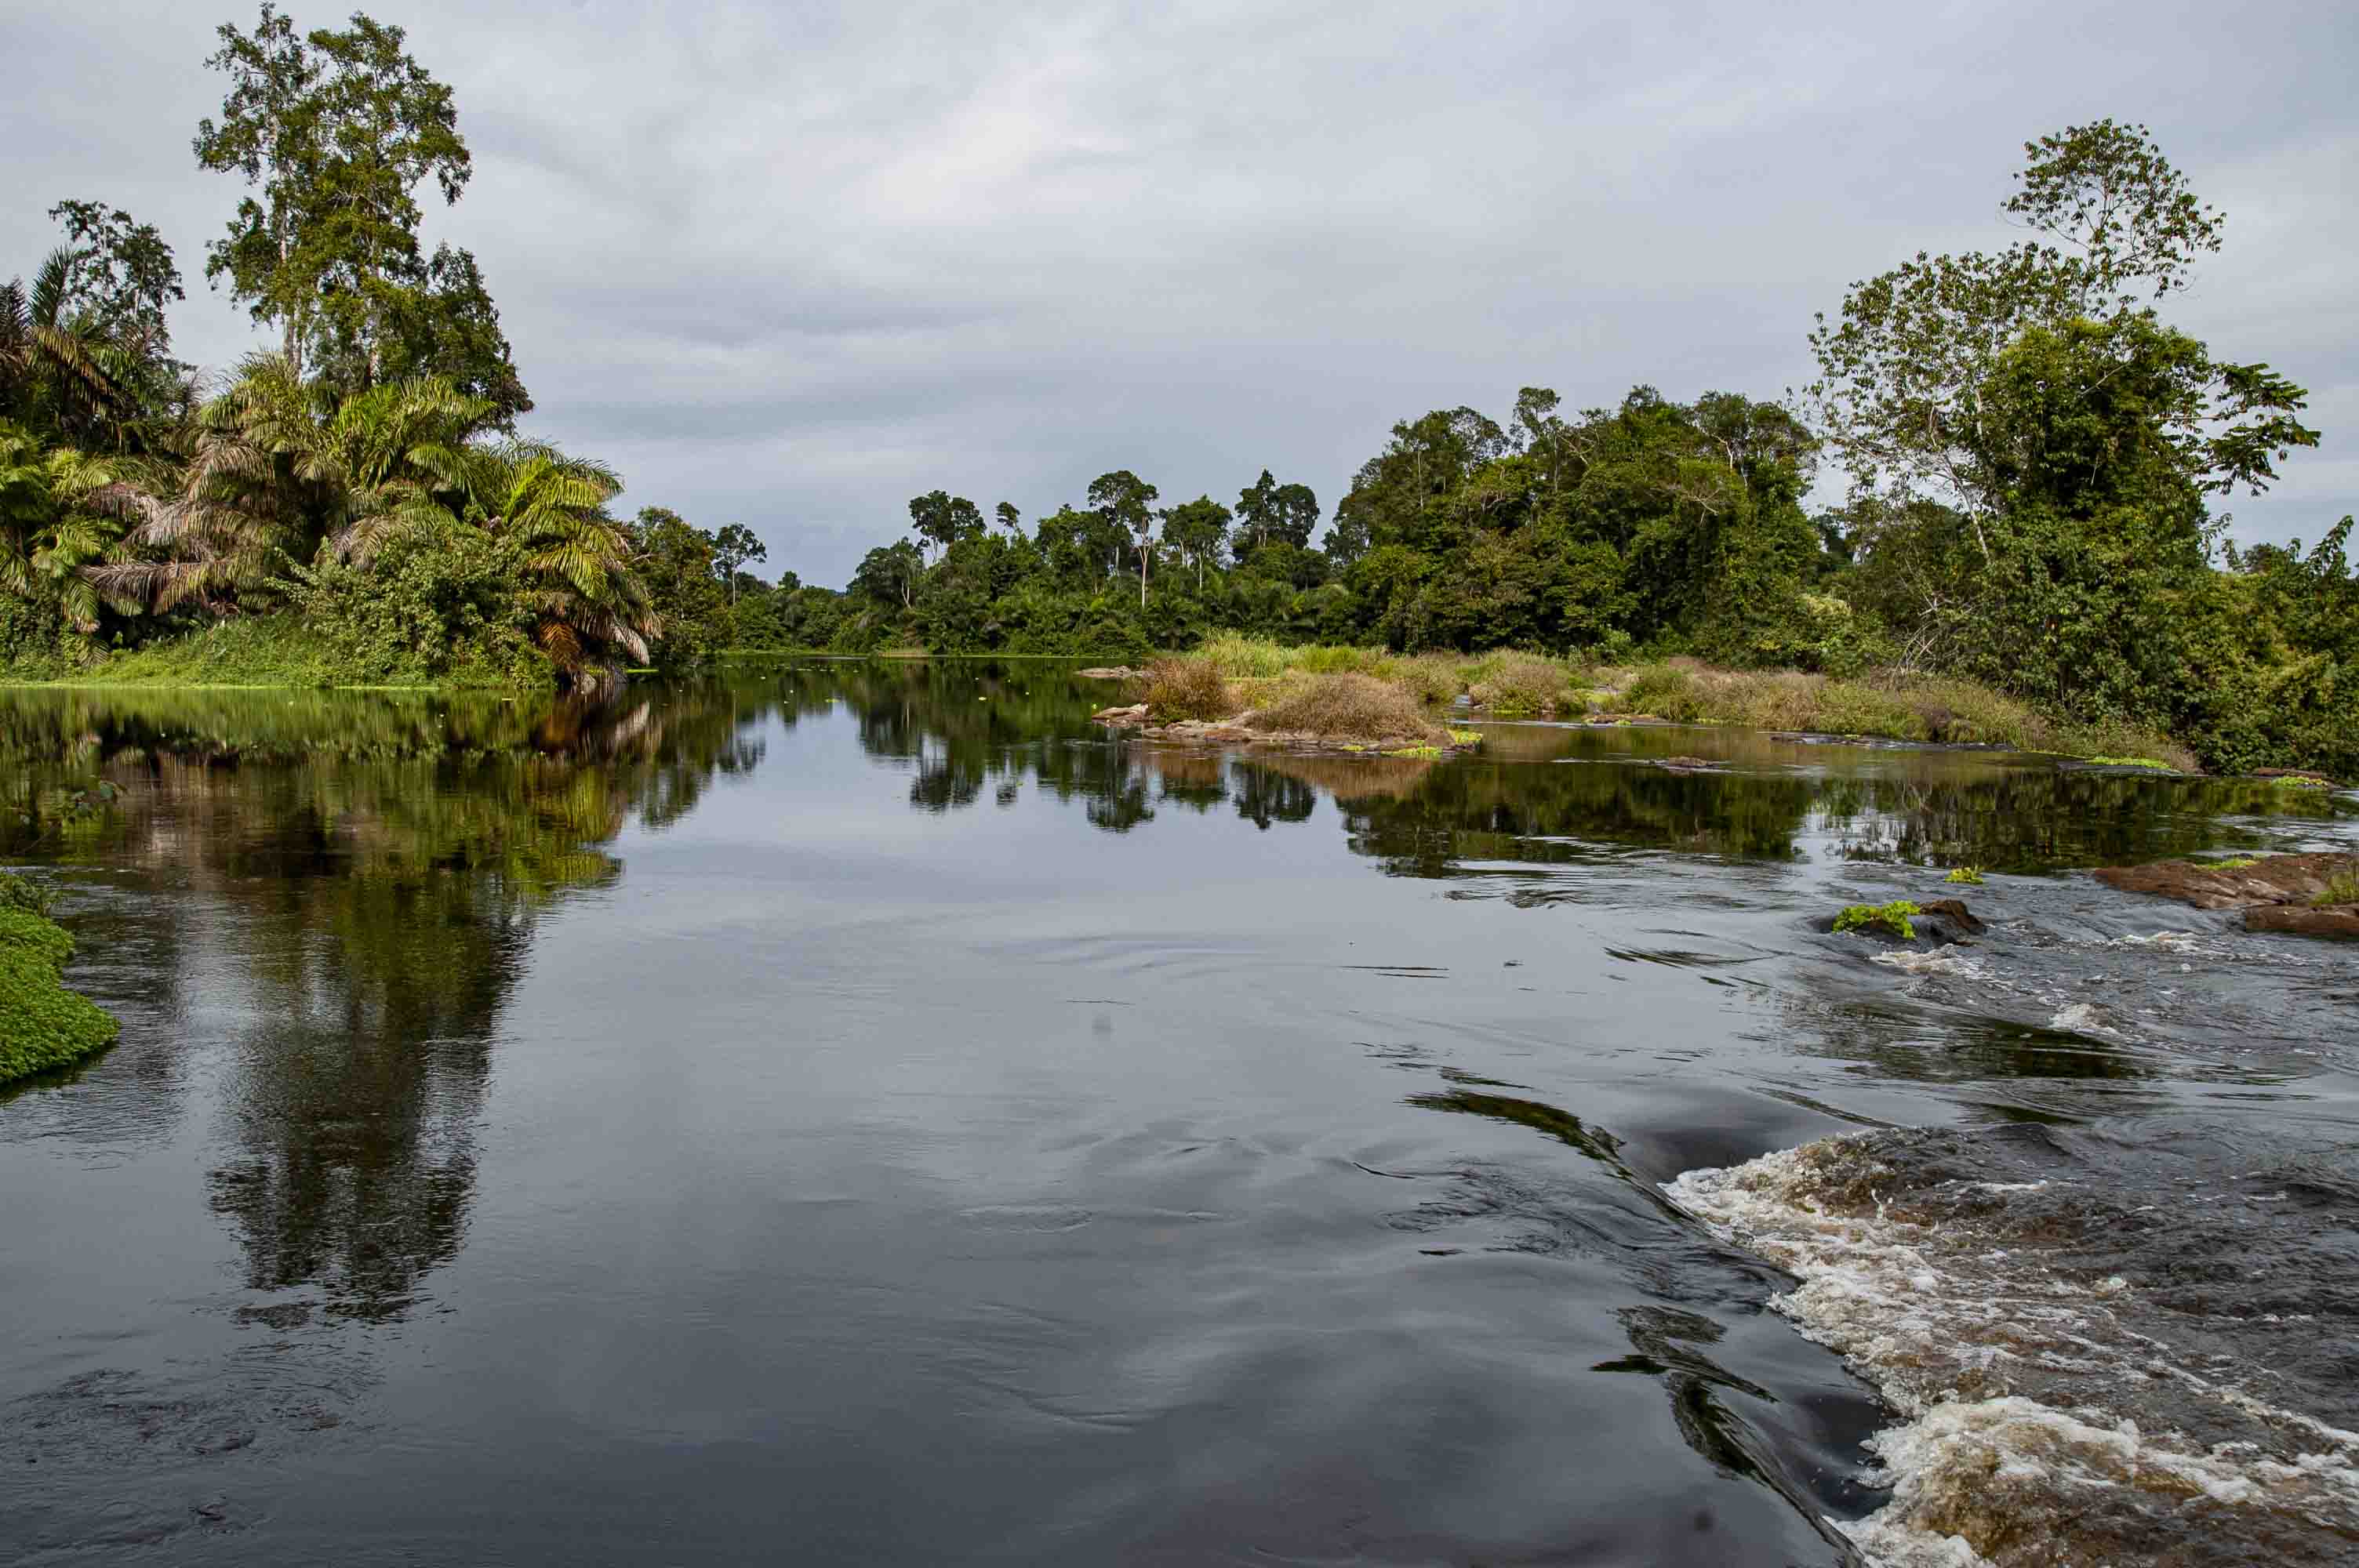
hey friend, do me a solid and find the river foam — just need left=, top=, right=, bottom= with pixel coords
left=1666, top=1127, right=2359, bottom=1566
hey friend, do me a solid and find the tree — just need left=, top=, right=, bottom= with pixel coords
left=1158, top=495, right=1230, bottom=589
left=1805, top=120, right=2299, bottom=545
left=1087, top=470, right=1158, bottom=606
left=852, top=540, right=923, bottom=611
left=994, top=501, right=1021, bottom=534
left=907, top=490, right=982, bottom=559
left=47, top=201, right=185, bottom=365
left=193, top=5, right=529, bottom=422
left=1234, top=470, right=1321, bottom=554
left=712, top=522, right=765, bottom=606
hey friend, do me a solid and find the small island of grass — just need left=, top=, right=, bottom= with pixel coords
left=0, top=874, right=118, bottom=1087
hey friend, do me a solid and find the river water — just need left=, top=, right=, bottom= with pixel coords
left=2, top=662, right=2354, bottom=1566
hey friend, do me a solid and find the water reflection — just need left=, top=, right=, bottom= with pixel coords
left=1, top=662, right=2346, bottom=1325
left=2, top=684, right=765, bottom=1320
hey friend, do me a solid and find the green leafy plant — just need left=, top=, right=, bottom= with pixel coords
left=0, top=902, right=118, bottom=1084
left=1834, top=899, right=1924, bottom=940
left=1943, top=866, right=1983, bottom=884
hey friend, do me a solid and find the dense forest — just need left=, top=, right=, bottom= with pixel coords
left=3, top=6, right=2353, bottom=775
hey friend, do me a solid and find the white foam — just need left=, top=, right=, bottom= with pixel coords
left=1871, top=947, right=1984, bottom=978
left=1666, top=1137, right=2359, bottom=1566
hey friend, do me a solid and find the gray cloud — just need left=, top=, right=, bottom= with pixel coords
left=6, top=0, right=2354, bottom=586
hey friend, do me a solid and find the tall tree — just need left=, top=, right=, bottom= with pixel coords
left=193, top=5, right=529, bottom=422
left=1805, top=119, right=2300, bottom=544
left=907, top=490, right=983, bottom=559
left=712, top=522, right=765, bottom=606
left=1087, top=470, right=1158, bottom=606
left=1158, top=495, right=1230, bottom=589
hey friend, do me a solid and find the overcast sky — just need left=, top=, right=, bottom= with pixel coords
left=8, top=0, right=2355, bottom=586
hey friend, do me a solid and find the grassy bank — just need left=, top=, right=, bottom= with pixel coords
left=2, top=615, right=551, bottom=691
left=1136, top=634, right=2202, bottom=771
left=0, top=874, right=117, bottom=1087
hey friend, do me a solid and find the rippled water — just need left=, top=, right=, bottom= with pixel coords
left=2, top=663, right=2354, bottom=1566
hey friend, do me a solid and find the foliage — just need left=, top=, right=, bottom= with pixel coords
left=0, top=869, right=56, bottom=915
left=1943, top=866, right=1984, bottom=885
left=0, top=901, right=118, bottom=1084
left=2085, top=757, right=2177, bottom=771
left=287, top=514, right=548, bottom=684
left=1833, top=900, right=1922, bottom=940
left=194, top=4, right=528, bottom=421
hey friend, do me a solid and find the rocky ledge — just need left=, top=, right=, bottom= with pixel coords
left=2093, top=851, right=2358, bottom=939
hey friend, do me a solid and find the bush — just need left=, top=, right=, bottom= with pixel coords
left=288, top=521, right=551, bottom=686
left=1244, top=672, right=1448, bottom=745
left=1621, top=664, right=1704, bottom=720
left=0, top=870, right=56, bottom=916
left=1141, top=656, right=1235, bottom=720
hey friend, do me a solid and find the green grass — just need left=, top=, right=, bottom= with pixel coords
left=0, top=883, right=118, bottom=1086
left=2085, top=755, right=2178, bottom=771
left=1943, top=866, right=1984, bottom=885
left=1, top=613, right=541, bottom=691
left=2271, top=775, right=2333, bottom=789
left=2205, top=856, right=2259, bottom=870
left=2313, top=869, right=2359, bottom=909
left=1834, top=899, right=1924, bottom=940
left=1446, top=728, right=1481, bottom=746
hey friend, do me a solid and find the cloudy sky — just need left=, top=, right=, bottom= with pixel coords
left=8, top=0, right=2355, bottom=586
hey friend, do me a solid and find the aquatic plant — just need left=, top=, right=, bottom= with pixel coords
left=1834, top=900, right=1923, bottom=940
left=1943, top=866, right=1983, bottom=885
left=2086, top=756, right=2177, bottom=771
left=1446, top=728, right=1481, bottom=746
left=1386, top=745, right=1443, bottom=758
left=0, top=900, right=118, bottom=1085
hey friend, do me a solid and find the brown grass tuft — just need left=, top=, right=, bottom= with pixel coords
left=1142, top=656, right=1237, bottom=720
left=1242, top=672, right=1448, bottom=745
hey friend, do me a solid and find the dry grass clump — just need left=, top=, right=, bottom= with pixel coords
left=1242, top=672, right=1448, bottom=745
left=1464, top=650, right=1583, bottom=716
left=1605, top=661, right=2197, bottom=768
left=1142, top=656, right=1238, bottom=720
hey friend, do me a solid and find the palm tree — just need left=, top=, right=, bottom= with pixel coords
left=456, top=440, right=659, bottom=677
left=0, top=250, right=187, bottom=454
left=90, top=356, right=488, bottom=615
left=0, top=420, right=125, bottom=636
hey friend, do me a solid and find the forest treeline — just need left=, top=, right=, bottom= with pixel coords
left=2, top=7, right=2353, bottom=775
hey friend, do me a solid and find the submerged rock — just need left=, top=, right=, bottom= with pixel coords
left=2244, top=905, right=2359, bottom=939
left=1077, top=666, right=1145, bottom=681
left=2093, top=851, right=2356, bottom=911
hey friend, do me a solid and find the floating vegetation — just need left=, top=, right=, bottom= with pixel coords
left=0, top=874, right=118, bottom=1086
left=1834, top=899, right=1923, bottom=940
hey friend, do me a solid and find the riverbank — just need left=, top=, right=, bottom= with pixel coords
left=1125, top=634, right=2214, bottom=773
left=0, top=615, right=555, bottom=691
left=0, top=874, right=117, bottom=1087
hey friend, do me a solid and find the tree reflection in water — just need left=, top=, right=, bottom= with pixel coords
left=0, top=684, right=767, bottom=1321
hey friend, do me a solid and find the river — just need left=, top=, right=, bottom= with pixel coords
left=2, top=662, right=2354, bottom=1566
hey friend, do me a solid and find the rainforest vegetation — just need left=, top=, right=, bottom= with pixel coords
left=2, top=6, right=2351, bottom=775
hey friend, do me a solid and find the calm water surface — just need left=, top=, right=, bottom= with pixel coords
left=2, top=664, right=2354, bottom=1566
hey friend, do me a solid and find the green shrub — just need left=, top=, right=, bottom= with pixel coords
left=1621, top=664, right=1704, bottom=720
left=1943, top=866, right=1984, bottom=885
